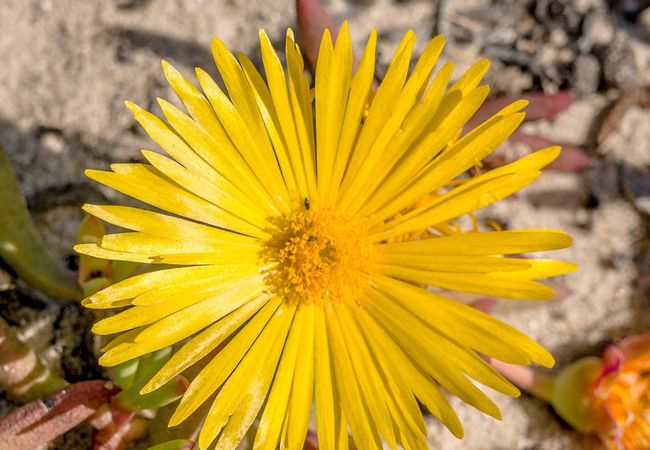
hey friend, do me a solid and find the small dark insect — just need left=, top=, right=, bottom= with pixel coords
left=304, top=197, right=310, bottom=210
left=307, top=236, right=317, bottom=242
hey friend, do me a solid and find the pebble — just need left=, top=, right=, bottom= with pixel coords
left=603, top=35, right=639, bottom=89
left=573, top=54, right=602, bottom=95
left=638, top=7, right=650, bottom=31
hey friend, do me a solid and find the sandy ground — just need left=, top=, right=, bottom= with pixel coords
left=1, top=0, right=650, bottom=449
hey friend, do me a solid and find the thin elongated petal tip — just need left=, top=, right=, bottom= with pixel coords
left=161, top=59, right=173, bottom=72
left=124, top=100, right=138, bottom=112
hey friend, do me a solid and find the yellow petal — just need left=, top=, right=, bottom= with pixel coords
left=207, top=38, right=290, bottom=212
left=155, top=83, right=279, bottom=217
left=365, top=287, right=502, bottom=419
left=284, top=29, right=317, bottom=198
left=328, top=29, right=377, bottom=201
left=257, top=29, right=309, bottom=197
left=326, top=309, right=382, bottom=450
left=283, top=302, right=315, bottom=449
left=374, top=254, right=532, bottom=273
left=85, top=264, right=240, bottom=305
left=93, top=274, right=262, bottom=336
left=348, top=61, right=454, bottom=212
left=339, top=35, right=446, bottom=214
left=314, top=305, right=349, bottom=450
left=141, top=295, right=268, bottom=394
left=349, top=308, right=428, bottom=437
left=371, top=170, right=540, bottom=242
left=82, top=204, right=256, bottom=245
left=315, top=24, right=353, bottom=205
left=131, top=264, right=261, bottom=306
left=337, top=31, right=415, bottom=203
left=169, top=297, right=282, bottom=425
left=366, top=109, right=526, bottom=225
left=86, top=165, right=264, bottom=238
left=493, top=259, right=578, bottom=280
left=74, top=243, right=153, bottom=264
left=354, top=308, right=463, bottom=438
left=447, top=59, right=490, bottom=94
left=134, top=275, right=265, bottom=342
left=367, top=286, right=520, bottom=398
left=337, top=306, right=397, bottom=449
left=255, top=302, right=309, bottom=450
left=374, top=229, right=573, bottom=256
left=97, top=229, right=262, bottom=255
left=125, top=101, right=217, bottom=181
left=379, top=264, right=555, bottom=300
left=197, top=303, right=296, bottom=450
left=372, top=275, right=554, bottom=367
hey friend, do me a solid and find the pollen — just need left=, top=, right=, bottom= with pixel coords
left=272, top=208, right=375, bottom=305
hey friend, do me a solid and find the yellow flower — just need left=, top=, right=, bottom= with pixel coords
left=76, top=23, right=577, bottom=450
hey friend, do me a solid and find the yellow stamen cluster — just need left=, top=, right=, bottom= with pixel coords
left=273, top=208, right=375, bottom=305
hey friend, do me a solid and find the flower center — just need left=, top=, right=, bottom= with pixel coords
left=272, top=208, right=375, bottom=305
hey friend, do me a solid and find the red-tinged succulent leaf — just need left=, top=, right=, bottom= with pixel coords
left=543, top=280, right=573, bottom=302
left=0, top=380, right=120, bottom=449
left=540, top=146, right=592, bottom=172
left=296, top=0, right=336, bottom=70
left=468, top=91, right=575, bottom=130
left=481, top=132, right=592, bottom=172
left=146, top=439, right=196, bottom=450
left=468, top=298, right=497, bottom=314
left=0, top=141, right=82, bottom=301
left=490, top=358, right=539, bottom=392
left=87, top=403, right=114, bottom=431
left=509, top=132, right=592, bottom=171
left=295, top=0, right=373, bottom=86
left=93, top=416, right=147, bottom=450
left=304, top=430, right=319, bottom=450
left=519, top=91, right=575, bottom=121
left=0, top=316, right=68, bottom=403
left=110, top=404, right=136, bottom=428
left=88, top=403, right=147, bottom=450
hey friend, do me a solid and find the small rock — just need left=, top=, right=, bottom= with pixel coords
left=572, top=54, right=601, bottom=95
left=579, top=12, right=615, bottom=52
left=638, top=7, right=650, bottom=31
left=114, top=0, right=149, bottom=9
left=40, top=131, right=65, bottom=154
left=0, top=267, right=14, bottom=291
left=619, top=165, right=650, bottom=215
left=602, top=35, right=639, bottom=89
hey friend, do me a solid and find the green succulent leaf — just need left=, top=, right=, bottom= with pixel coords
left=0, top=141, right=82, bottom=300
left=145, top=439, right=195, bottom=450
